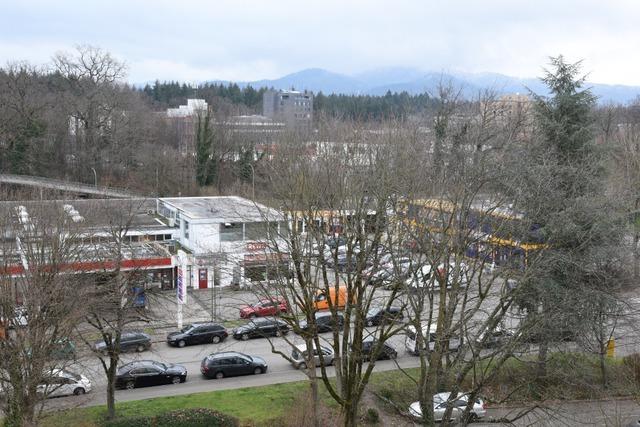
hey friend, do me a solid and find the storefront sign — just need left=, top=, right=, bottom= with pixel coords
left=246, top=242, right=268, bottom=252
left=176, top=250, right=188, bottom=304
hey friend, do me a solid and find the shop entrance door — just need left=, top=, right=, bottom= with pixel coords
left=198, top=269, right=208, bottom=289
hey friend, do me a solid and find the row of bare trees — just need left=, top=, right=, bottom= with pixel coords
left=0, top=196, right=160, bottom=426
left=242, top=57, right=640, bottom=426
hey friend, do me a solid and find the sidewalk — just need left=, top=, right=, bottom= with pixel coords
left=145, top=287, right=260, bottom=332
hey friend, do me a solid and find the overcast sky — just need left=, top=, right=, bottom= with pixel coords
left=1, top=0, right=639, bottom=85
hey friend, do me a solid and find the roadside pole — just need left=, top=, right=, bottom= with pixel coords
left=177, top=250, right=188, bottom=329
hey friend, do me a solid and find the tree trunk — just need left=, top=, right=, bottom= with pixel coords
left=310, top=377, right=320, bottom=427
left=599, top=343, right=608, bottom=389
left=633, top=227, right=639, bottom=282
left=106, top=356, right=118, bottom=420
left=536, top=340, right=548, bottom=394
left=342, top=399, right=359, bottom=427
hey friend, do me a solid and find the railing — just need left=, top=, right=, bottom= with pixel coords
left=0, top=174, right=139, bottom=198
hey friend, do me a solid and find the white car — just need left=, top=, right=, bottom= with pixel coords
left=290, top=343, right=335, bottom=369
left=409, top=392, right=486, bottom=422
left=37, top=369, right=91, bottom=397
left=406, top=262, right=469, bottom=291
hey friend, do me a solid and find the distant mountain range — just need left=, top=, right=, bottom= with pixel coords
left=207, top=67, right=640, bottom=104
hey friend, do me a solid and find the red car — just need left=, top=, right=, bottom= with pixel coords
left=239, top=299, right=288, bottom=319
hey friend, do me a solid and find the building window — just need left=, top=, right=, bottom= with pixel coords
left=184, top=220, right=189, bottom=239
left=220, top=222, right=243, bottom=242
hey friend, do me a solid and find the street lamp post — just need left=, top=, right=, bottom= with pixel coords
left=248, top=163, right=255, bottom=200
left=90, top=167, right=97, bottom=187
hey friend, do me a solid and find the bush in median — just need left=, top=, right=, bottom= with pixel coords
left=103, top=408, right=239, bottom=427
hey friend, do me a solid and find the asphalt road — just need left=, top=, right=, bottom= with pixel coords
left=43, top=327, right=420, bottom=410
left=39, top=270, right=640, bottom=424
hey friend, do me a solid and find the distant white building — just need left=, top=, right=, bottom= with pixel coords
left=166, top=99, right=208, bottom=118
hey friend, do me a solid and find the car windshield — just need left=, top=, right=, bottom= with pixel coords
left=153, top=361, right=166, bottom=370
left=367, top=309, right=381, bottom=317
left=62, top=371, right=81, bottom=381
left=180, top=325, right=193, bottom=333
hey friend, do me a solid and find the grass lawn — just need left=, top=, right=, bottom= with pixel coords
left=41, top=381, right=318, bottom=427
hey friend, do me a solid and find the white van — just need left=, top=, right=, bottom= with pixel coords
left=405, top=323, right=462, bottom=355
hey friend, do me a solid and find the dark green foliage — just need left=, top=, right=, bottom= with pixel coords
left=364, top=408, right=380, bottom=424
left=315, top=91, right=435, bottom=121
left=510, top=56, right=625, bottom=381
left=141, top=81, right=267, bottom=111
left=195, top=110, right=217, bottom=187
left=102, top=408, right=239, bottom=427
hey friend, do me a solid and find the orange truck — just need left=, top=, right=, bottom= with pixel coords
left=314, top=285, right=352, bottom=310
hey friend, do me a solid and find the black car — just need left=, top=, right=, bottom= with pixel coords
left=115, top=360, right=187, bottom=390
left=298, top=312, right=345, bottom=334
left=167, top=323, right=228, bottom=347
left=358, top=339, right=397, bottom=361
left=233, top=317, right=290, bottom=341
left=201, top=351, right=268, bottom=379
left=94, top=332, right=151, bottom=353
left=365, top=307, right=404, bottom=327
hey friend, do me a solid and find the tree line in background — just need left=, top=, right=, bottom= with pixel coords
left=140, top=80, right=439, bottom=121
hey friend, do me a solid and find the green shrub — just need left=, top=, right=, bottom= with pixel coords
left=364, top=408, right=379, bottom=424
left=102, top=408, right=238, bottom=427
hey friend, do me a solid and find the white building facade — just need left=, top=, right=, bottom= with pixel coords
left=156, top=196, right=288, bottom=289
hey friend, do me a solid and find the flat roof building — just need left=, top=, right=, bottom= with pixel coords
left=263, top=89, right=313, bottom=130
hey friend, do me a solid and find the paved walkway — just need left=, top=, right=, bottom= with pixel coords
left=0, top=173, right=138, bottom=198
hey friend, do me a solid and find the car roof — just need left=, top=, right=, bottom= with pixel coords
left=191, top=322, right=221, bottom=327
left=207, top=351, right=246, bottom=359
left=294, top=343, right=332, bottom=352
left=434, top=392, right=470, bottom=402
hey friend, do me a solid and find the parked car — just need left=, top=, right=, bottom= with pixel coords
left=314, top=286, right=351, bottom=311
left=239, top=298, right=288, bottom=319
left=298, top=311, right=344, bottom=334
left=435, top=261, right=470, bottom=288
left=409, top=392, right=487, bottom=422
left=405, top=324, right=462, bottom=355
left=475, top=325, right=515, bottom=349
left=290, top=343, right=335, bottom=369
left=406, top=262, right=469, bottom=292
left=115, top=360, right=187, bottom=390
left=49, top=338, right=76, bottom=360
left=331, top=254, right=358, bottom=272
left=365, top=307, right=404, bottom=327
left=167, top=323, right=228, bottom=347
left=37, top=369, right=91, bottom=397
left=357, top=339, right=397, bottom=361
left=232, top=317, right=290, bottom=341
left=94, top=331, right=151, bottom=353
left=201, top=351, right=267, bottom=379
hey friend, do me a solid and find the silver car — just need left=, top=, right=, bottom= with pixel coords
left=290, top=343, right=334, bottom=370
left=409, top=392, right=486, bottom=422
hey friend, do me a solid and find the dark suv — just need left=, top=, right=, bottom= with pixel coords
left=201, top=351, right=268, bottom=379
left=167, top=323, right=228, bottom=347
left=359, top=339, right=397, bottom=361
left=232, top=317, right=290, bottom=341
left=298, top=312, right=344, bottom=334
left=365, top=307, right=404, bottom=327
left=94, top=332, right=151, bottom=353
